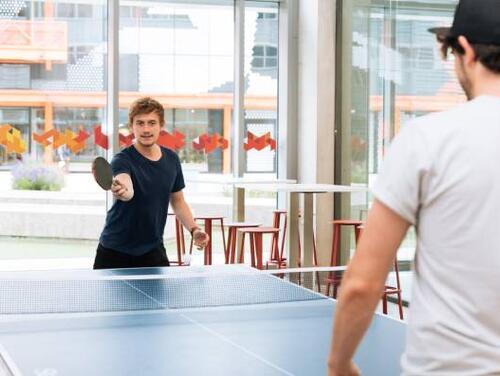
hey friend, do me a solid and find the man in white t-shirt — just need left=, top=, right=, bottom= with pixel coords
left=327, top=0, right=500, bottom=375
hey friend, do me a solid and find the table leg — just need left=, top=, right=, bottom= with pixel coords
left=204, top=219, right=213, bottom=265
left=249, top=233, right=256, bottom=268
left=175, top=217, right=182, bottom=264
left=179, top=221, right=186, bottom=255
left=220, top=219, right=226, bottom=262
left=238, top=232, right=246, bottom=263
left=287, top=192, right=300, bottom=268
left=226, top=228, right=234, bottom=264
left=233, top=187, right=245, bottom=222
left=302, top=193, right=314, bottom=267
left=255, top=232, right=263, bottom=270
left=236, top=230, right=245, bottom=263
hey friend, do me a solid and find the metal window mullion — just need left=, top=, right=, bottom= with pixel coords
left=232, top=0, right=246, bottom=221
left=277, top=0, right=298, bottom=185
left=106, top=0, right=119, bottom=211
left=233, top=0, right=245, bottom=179
left=277, top=0, right=298, bottom=264
left=382, top=1, right=396, bottom=146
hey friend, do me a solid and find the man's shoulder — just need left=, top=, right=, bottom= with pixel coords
left=160, top=146, right=180, bottom=162
left=110, top=147, right=135, bottom=171
left=112, top=146, right=134, bottom=161
left=411, top=99, right=482, bottom=131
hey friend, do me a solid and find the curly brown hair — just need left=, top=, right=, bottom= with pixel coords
left=439, top=36, right=500, bottom=73
left=128, top=97, right=165, bottom=127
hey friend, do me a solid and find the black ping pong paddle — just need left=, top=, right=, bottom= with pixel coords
left=92, top=157, right=113, bottom=191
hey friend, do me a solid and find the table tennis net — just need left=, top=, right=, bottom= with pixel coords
left=0, top=267, right=345, bottom=315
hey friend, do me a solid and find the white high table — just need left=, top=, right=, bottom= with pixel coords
left=234, top=183, right=368, bottom=268
left=186, top=175, right=297, bottom=222
left=186, top=176, right=297, bottom=185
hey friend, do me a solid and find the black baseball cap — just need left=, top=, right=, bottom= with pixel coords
left=429, top=0, right=500, bottom=46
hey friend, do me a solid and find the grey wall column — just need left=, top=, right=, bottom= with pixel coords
left=278, top=0, right=299, bottom=184
left=297, top=0, right=336, bottom=265
left=316, top=0, right=336, bottom=266
left=278, top=0, right=299, bottom=260
left=334, top=0, right=352, bottom=265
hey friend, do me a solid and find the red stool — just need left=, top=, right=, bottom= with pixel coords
left=358, top=225, right=404, bottom=320
left=189, top=216, right=226, bottom=265
left=325, top=220, right=364, bottom=298
left=267, top=210, right=287, bottom=268
left=225, top=222, right=261, bottom=264
left=266, top=210, right=319, bottom=270
left=238, top=227, right=280, bottom=270
left=167, top=213, right=186, bottom=266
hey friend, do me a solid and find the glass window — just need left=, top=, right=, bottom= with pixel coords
left=0, top=0, right=107, bottom=268
left=245, top=2, right=279, bottom=172
left=0, top=64, right=30, bottom=89
left=77, top=4, right=93, bottom=18
left=337, top=0, right=462, bottom=262
left=118, top=0, right=235, bottom=263
left=251, top=44, right=278, bottom=69
left=118, top=0, right=234, bottom=167
left=0, top=0, right=282, bottom=269
left=56, top=3, right=75, bottom=18
left=244, top=2, right=279, bottom=225
left=1, top=1, right=107, bottom=166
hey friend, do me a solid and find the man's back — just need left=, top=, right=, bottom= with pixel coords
left=374, top=96, right=500, bottom=374
left=327, top=2, right=500, bottom=374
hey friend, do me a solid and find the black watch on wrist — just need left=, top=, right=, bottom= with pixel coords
left=190, top=226, right=200, bottom=236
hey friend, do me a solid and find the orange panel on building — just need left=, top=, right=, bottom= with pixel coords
left=0, top=20, right=68, bottom=64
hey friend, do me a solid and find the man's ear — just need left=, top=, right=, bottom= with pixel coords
left=457, top=36, right=476, bottom=65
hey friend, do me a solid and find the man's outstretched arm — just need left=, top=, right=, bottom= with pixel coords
left=327, top=200, right=410, bottom=376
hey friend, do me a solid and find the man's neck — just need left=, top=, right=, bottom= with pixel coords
left=472, top=71, right=500, bottom=99
left=134, top=143, right=161, bottom=161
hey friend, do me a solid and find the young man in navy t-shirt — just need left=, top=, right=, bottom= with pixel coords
left=94, top=97, right=209, bottom=269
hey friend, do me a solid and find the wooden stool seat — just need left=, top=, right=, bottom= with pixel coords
left=329, top=220, right=364, bottom=266
left=194, top=215, right=225, bottom=220
left=238, top=227, right=280, bottom=269
left=326, top=222, right=404, bottom=320
left=330, top=219, right=365, bottom=226
left=190, top=215, right=226, bottom=265
left=226, top=223, right=261, bottom=264
left=326, top=220, right=364, bottom=298
left=225, top=222, right=261, bottom=228
left=239, top=227, right=279, bottom=233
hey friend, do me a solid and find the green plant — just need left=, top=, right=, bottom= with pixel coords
left=11, top=162, right=64, bottom=191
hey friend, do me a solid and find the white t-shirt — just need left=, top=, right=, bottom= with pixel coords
left=372, top=96, right=500, bottom=375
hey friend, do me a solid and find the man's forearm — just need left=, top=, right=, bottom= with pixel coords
left=328, top=279, right=383, bottom=371
left=170, top=198, right=197, bottom=232
left=327, top=200, right=410, bottom=374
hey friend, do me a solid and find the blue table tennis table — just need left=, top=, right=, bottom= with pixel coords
left=0, top=265, right=406, bottom=376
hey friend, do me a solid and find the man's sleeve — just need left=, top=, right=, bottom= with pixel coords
left=111, top=153, right=131, bottom=176
left=171, top=154, right=186, bottom=193
left=371, top=124, right=430, bottom=225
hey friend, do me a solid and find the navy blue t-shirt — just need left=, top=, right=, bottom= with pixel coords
left=99, top=145, right=185, bottom=255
